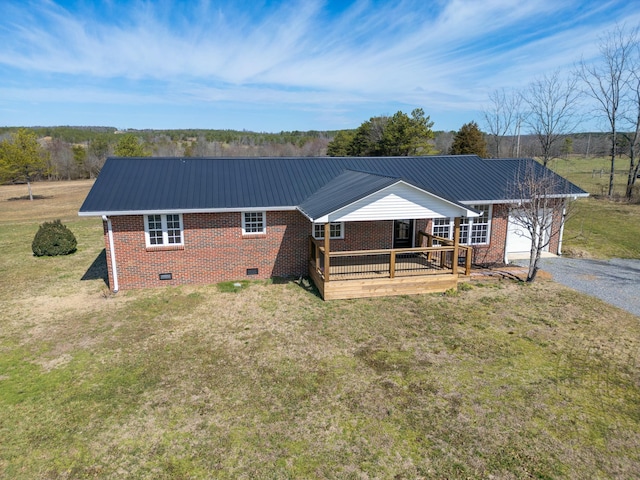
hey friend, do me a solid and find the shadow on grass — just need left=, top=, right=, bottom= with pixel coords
left=272, top=276, right=322, bottom=299
left=293, top=276, right=322, bottom=299
left=7, top=195, right=52, bottom=201
left=81, top=249, right=109, bottom=287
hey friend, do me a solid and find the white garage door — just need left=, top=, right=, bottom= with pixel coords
left=506, top=212, right=551, bottom=257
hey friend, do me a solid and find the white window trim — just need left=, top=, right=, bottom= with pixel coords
left=144, top=213, right=184, bottom=247
left=312, top=222, right=344, bottom=240
left=242, top=211, right=267, bottom=235
left=431, top=205, right=492, bottom=246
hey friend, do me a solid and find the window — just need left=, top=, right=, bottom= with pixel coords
left=432, top=217, right=451, bottom=240
left=166, top=214, right=182, bottom=244
left=242, top=211, right=266, bottom=234
left=147, top=214, right=164, bottom=245
left=431, top=205, right=491, bottom=245
left=313, top=222, right=344, bottom=239
left=469, top=204, right=490, bottom=244
left=145, top=214, right=183, bottom=247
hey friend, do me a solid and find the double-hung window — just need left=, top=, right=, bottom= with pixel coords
left=242, top=211, right=266, bottom=235
left=313, top=222, right=344, bottom=240
left=431, top=205, right=491, bottom=245
left=469, top=205, right=490, bottom=244
left=145, top=214, right=183, bottom=247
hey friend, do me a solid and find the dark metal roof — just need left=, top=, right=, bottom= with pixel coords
left=298, top=170, right=400, bottom=220
left=79, top=155, right=588, bottom=216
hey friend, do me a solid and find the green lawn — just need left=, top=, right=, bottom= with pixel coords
left=563, top=197, right=640, bottom=258
left=1, top=181, right=639, bottom=478
left=543, top=156, right=640, bottom=259
left=546, top=155, right=632, bottom=197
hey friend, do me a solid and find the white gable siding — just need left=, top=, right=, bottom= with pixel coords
left=328, top=183, right=472, bottom=222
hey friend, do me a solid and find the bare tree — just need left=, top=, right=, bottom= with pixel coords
left=433, top=130, right=454, bottom=155
left=623, top=54, right=640, bottom=199
left=508, top=162, right=575, bottom=282
left=578, top=25, right=637, bottom=197
left=87, top=137, right=110, bottom=177
left=483, top=88, right=524, bottom=158
left=523, top=71, right=581, bottom=167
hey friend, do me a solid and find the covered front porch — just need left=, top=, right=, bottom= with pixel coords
left=299, top=172, right=478, bottom=300
left=309, top=228, right=472, bottom=300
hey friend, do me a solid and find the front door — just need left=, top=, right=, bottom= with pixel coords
left=393, top=219, right=414, bottom=249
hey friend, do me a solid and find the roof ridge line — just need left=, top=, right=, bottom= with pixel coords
left=342, top=168, right=400, bottom=180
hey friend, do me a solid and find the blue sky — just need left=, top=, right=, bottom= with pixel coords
left=1, top=0, right=638, bottom=133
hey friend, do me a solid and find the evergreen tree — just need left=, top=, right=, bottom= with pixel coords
left=326, top=109, right=435, bottom=157
left=449, top=121, right=488, bottom=157
left=114, top=134, right=149, bottom=157
left=382, top=109, right=435, bottom=156
left=326, top=130, right=355, bottom=156
left=0, top=129, right=49, bottom=200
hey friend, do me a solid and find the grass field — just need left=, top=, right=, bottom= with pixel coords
left=544, top=156, right=640, bottom=258
left=546, top=155, right=635, bottom=198
left=563, top=197, right=640, bottom=258
left=1, top=181, right=639, bottom=478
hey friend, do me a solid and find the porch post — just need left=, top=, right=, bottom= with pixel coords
left=452, top=217, right=460, bottom=275
left=389, top=250, right=396, bottom=278
left=324, top=222, right=331, bottom=282
left=310, top=235, right=320, bottom=272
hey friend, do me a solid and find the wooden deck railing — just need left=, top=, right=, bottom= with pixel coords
left=309, top=233, right=472, bottom=282
left=418, top=230, right=473, bottom=276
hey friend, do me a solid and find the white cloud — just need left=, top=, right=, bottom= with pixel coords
left=0, top=0, right=638, bottom=130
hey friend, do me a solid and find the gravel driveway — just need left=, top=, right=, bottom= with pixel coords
left=529, top=257, right=640, bottom=317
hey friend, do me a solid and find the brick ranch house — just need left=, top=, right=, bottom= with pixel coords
left=79, top=156, right=587, bottom=300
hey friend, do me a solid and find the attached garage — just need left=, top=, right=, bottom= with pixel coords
left=505, top=211, right=552, bottom=262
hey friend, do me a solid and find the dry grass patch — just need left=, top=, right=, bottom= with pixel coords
left=0, top=180, right=94, bottom=224
left=4, top=280, right=639, bottom=479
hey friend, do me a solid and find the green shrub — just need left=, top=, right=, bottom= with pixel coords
left=32, top=220, right=77, bottom=256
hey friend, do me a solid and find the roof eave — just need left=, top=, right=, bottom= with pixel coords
left=79, top=205, right=299, bottom=217
left=461, top=192, right=589, bottom=205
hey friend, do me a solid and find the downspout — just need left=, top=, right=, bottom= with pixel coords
left=504, top=208, right=511, bottom=265
left=557, top=199, right=568, bottom=256
left=102, top=215, right=119, bottom=293
left=504, top=228, right=510, bottom=265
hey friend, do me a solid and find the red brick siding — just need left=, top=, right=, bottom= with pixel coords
left=105, top=211, right=310, bottom=290
left=104, top=205, right=566, bottom=290
left=104, top=214, right=401, bottom=291
left=329, top=220, right=394, bottom=251
left=472, top=204, right=509, bottom=265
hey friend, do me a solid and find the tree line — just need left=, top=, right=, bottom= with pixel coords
left=0, top=125, right=624, bottom=192
left=0, top=128, right=334, bottom=184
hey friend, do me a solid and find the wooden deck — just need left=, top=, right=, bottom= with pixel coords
left=310, top=262, right=462, bottom=300
left=308, top=232, right=472, bottom=300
